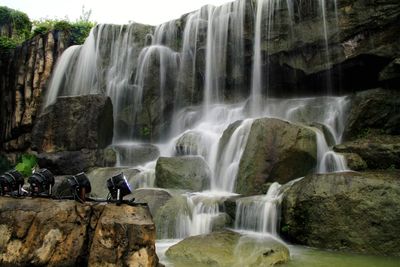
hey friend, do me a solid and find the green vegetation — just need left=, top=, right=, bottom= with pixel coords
left=32, top=18, right=95, bottom=45
left=0, top=5, right=95, bottom=52
left=0, top=6, right=31, bottom=50
left=15, top=154, right=37, bottom=177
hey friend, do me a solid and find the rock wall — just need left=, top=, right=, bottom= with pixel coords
left=0, top=197, right=159, bottom=266
left=0, top=30, right=72, bottom=156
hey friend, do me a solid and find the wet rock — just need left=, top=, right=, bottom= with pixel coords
left=343, top=89, right=400, bottom=140
left=340, top=153, right=367, bottom=171
left=175, top=131, right=211, bottom=157
left=0, top=197, right=159, bottom=266
left=32, top=95, right=113, bottom=153
left=166, top=230, right=289, bottom=267
left=113, top=143, right=160, bottom=167
left=36, top=148, right=116, bottom=175
left=236, top=118, right=317, bottom=195
left=155, top=156, right=211, bottom=191
left=334, top=134, right=400, bottom=169
left=281, top=171, right=400, bottom=256
left=154, top=195, right=191, bottom=239
left=131, top=188, right=172, bottom=217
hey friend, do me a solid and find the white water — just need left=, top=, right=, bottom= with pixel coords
left=235, top=182, right=282, bottom=235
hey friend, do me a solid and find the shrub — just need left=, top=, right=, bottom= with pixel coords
left=15, top=154, right=37, bottom=177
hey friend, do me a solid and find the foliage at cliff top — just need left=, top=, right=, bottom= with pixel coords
left=0, top=5, right=95, bottom=52
left=0, top=6, right=31, bottom=51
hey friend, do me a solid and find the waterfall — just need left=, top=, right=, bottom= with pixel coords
left=212, top=119, right=254, bottom=192
left=42, top=0, right=350, bottom=252
left=314, top=128, right=348, bottom=173
left=235, top=183, right=282, bottom=235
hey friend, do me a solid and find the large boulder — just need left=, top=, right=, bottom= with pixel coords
left=175, top=130, right=211, bottom=157
left=0, top=197, right=159, bottom=266
left=155, top=156, right=211, bottom=191
left=236, top=118, right=317, bottom=195
left=343, top=89, right=400, bottom=140
left=113, top=143, right=160, bottom=167
left=32, top=95, right=113, bottom=153
left=166, top=230, right=289, bottom=267
left=334, top=134, right=400, bottom=169
left=280, top=171, right=400, bottom=256
left=131, top=188, right=172, bottom=217
left=36, top=148, right=116, bottom=175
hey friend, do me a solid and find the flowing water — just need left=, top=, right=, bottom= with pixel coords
left=42, top=0, right=374, bottom=265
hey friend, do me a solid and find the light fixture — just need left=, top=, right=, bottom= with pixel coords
left=106, top=173, right=132, bottom=205
left=66, top=172, right=91, bottom=202
left=28, top=169, right=54, bottom=196
left=0, top=170, right=24, bottom=196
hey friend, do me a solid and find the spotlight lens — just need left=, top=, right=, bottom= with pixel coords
left=106, top=173, right=132, bottom=200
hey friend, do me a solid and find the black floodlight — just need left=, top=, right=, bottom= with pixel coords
left=106, top=173, right=132, bottom=205
left=67, top=172, right=91, bottom=202
left=28, top=168, right=54, bottom=196
left=0, top=170, right=24, bottom=196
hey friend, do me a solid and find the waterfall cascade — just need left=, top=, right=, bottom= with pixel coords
left=43, top=0, right=351, bottom=256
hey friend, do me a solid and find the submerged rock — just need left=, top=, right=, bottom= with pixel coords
left=155, top=156, right=211, bottom=191
left=281, top=171, right=400, bottom=256
left=0, top=197, right=159, bottom=266
left=236, top=118, right=317, bottom=195
left=32, top=95, right=114, bottom=153
left=166, top=230, right=289, bottom=267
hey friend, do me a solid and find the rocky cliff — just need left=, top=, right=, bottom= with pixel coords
left=0, top=197, right=159, bottom=266
left=0, top=30, right=72, bottom=159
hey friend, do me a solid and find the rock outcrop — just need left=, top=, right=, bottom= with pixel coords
left=32, top=95, right=113, bottom=153
left=155, top=156, right=211, bottom=191
left=0, top=30, right=72, bottom=154
left=166, top=230, right=289, bottom=267
left=280, top=171, right=400, bottom=256
left=236, top=118, right=317, bottom=195
left=334, top=134, right=400, bottom=169
left=113, top=143, right=160, bottom=167
left=343, top=89, right=400, bottom=140
left=0, top=197, right=159, bottom=266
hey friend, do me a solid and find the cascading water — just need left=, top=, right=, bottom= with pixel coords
left=235, top=182, right=282, bottom=235
left=43, top=0, right=352, bottom=263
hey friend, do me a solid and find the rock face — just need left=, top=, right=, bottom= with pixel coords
left=343, top=89, right=400, bottom=140
left=280, top=171, right=400, bottom=256
left=0, top=197, right=159, bottom=266
left=155, top=156, right=211, bottom=191
left=113, top=143, right=160, bottom=167
left=0, top=30, right=72, bottom=152
left=131, top=188, right=172, bottom=217
left=236, top=118, right=317, bottom=195
left=37, top=148, right=116, bottom=175
left=32, top=95, right=114, bottom=153
left=166, top=230, right=289, bottom=267
left=334, top=134, right=400, bottom=169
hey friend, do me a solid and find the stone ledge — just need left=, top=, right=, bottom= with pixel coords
left=0, top=197, right=159, bottom=267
